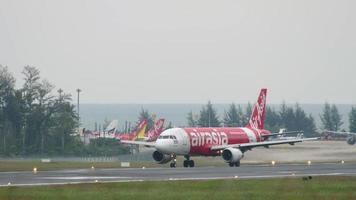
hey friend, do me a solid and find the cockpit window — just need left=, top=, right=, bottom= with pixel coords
left=159, top=135, right=177, bottom=139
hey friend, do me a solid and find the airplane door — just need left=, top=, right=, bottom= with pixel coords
left=174, top=128, right=190, bottom=155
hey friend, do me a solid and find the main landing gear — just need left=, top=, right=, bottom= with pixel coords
left=183, top=155, right=195, bottom=168
left=228, top=161, right=240, bottom=167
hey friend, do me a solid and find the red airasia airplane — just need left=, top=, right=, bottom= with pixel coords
left=121, top=89, right=318, bottom=167
left=115, top=120, right=148, bottom=141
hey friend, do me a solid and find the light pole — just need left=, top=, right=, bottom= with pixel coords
left=208, top=109, right=211, bottom=127
left=76, top=88, right=81, bottom=118
left=57, top=88, right=63, bottom=100
left=58, top=88, right=64, bottom=151
left=76, top=88, right=82, bottom=134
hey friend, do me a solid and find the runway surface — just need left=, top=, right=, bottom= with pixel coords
left=1, top=163, right=356, bottom=187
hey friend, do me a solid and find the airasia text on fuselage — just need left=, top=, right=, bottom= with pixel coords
left=189, top=130, right=228, bottom=147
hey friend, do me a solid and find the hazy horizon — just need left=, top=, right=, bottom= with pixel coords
left=79, top=103, right=354, bottom=131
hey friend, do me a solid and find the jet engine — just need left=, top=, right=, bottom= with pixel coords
left=152, top=150, right=173, bottom=164
left=222, top=148, right=244, bottom=163
left=347, top=136, right=356, bottom=145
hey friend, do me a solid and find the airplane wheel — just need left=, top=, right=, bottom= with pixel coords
left=170, top=162, right=176, bottom=168
left=229, top=162, right=234, bottom=167
left=183, top=160, right=189, bottom=168
left=189, top=160, right=195, bottom=167
left=235, top=161, right=240, bottom=167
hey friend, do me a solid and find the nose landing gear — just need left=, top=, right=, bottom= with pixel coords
left=228, top=161, right=240, bottom=167
left=170, top=161, right=176, bottom=168
left=170, top=156, right=177, bottom=168
left=183, top=155, right=195, bottom=168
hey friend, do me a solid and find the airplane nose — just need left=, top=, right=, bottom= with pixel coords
left=155, top=139, right=170, bottom=154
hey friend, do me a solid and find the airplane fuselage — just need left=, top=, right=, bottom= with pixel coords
left=155, top=127, right=271, bottom=156
left=116, top=133, right=137, bottom=141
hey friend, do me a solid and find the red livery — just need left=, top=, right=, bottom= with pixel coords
left=115, top=120, right=147, bottom=141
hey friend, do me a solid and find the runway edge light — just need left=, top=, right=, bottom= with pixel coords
left=33, top=167, right=37, bottom=174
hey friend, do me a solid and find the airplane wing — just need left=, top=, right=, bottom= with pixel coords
left=324, top=131, right=356, bottom=136
left=120, top=140, right=156, bottom=147
left=210, top=137, right=319, bottom=151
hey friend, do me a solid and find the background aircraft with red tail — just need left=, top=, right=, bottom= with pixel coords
left=144, top=118, right=165, bottom=142
left=115, top=120, right=148, bottom=141
left=121, top=89, right=318, bottom=167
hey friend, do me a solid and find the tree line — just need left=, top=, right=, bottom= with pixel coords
left=187, top=101, right=356, bottom=137
left=0, top=65, right=128, bottom=157
left=2, top=65, right=355, bottom=156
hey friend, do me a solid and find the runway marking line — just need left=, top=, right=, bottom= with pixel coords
left=37, top=176, right=133, bottom=180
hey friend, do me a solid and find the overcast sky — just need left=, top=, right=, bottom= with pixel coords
left=0, top=0, right=355, bottom=104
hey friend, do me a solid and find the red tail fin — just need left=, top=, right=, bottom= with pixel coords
left=132, top=120, right=148, bottom=140
left=133, top=120, right=148, bottom=134
left=246, top=89, right=267, bottom=129
left=146, top=118, right=165, bottom=141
